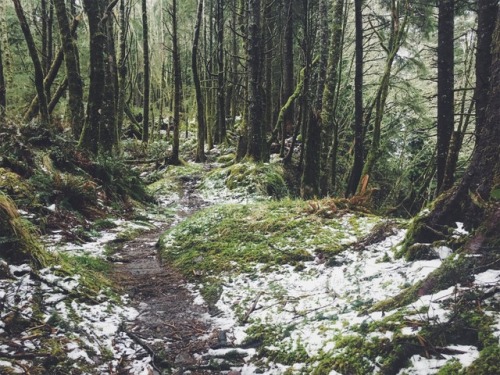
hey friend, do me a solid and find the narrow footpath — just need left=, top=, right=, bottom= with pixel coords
left=111, top=177, right=230, bottom=374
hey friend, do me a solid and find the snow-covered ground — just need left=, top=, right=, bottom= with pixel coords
left=2, top=165, right=499, bottom=374
left=203, top=228, right=500, bottom=374
left=0, top=261, right=153, bottom=374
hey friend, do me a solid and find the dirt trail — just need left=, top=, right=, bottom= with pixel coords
left=111, top=178, right=228, bottom=374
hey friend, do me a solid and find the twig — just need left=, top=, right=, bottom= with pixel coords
left=125, top=330, right=162, bottom=374
left=241, top=292, right=263, bottom=324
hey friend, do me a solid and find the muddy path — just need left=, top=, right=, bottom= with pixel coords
left=111, top=177, right=231, bottom=374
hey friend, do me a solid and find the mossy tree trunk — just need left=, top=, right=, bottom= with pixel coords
left=100, top=5, right=119, bottom=153
left=320, top=0, right=344, bottom=195
left=53, top=0, right=84, bottom=139
left=280, top=1, right=294, bottom=158
left=79, top=0, right=119, bottom=154
left=171, top=0, right=181, bottom=164
left=215, top=0, right=226, bottom=144
left=475, top=0, right=498, bottom=136
left=301, top=0, right=327, bottom=199
left=403, top=7, right=500, bottom=253
left=436, top=0, right=455, bottom=195
left=345, top=0, right=364, bottom=197
left=142, top=0, right=150, bottom=143
left=0, top=39, right=5, bottom=120
left=246, top=0, right=265, bottom=161
left=193, top=0, right=206, bottom=162
left=12, top=0, right=50, bottom=128
left=117, top=0, right=130, bottom=148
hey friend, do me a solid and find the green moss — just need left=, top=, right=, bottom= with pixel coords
left=466, top=345, right=500, bottom=374
left=437, top=359, right=464, bottom=374
left=243, top=323, right=308, bottom=365
left=0, top=167, right=35, bottom=206
left=202, top=162, right=289, bottom=199
left=159, top=200, right=374, bottom=279
left=370, top=255, right=474, bottom=312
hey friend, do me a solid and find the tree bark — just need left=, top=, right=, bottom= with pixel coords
left=171, top=0, right=181, bottom=164
left=77, top=0, right=117, bottom=154
left=320, top=0, right=344, bottom=194
left=475, top=0, right=498, bottom=135
left=117, top=0, right=129, bottom=146
left=301, top=0, right=326, bottom=199
left=215, top=0, right=226, bottom=144
left=346, top=0, right=364, bottom=197
left=246, top=0, right=264, bottom=161
left=280, top=0, right=294, bottom=157
left=12, top=0, right=50, bottom=127
left=142, top=0, right=150, bottom=143
left=53, top=0, right=84, bottom=139
left=193, top=0, right=206, bottom=162
left=436, top=0, right=455, bottom=194
left=0, top=39, right=5, bottom=120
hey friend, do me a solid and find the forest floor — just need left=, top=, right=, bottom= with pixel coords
left=109, top=173, right=222, bottom=374
left=1, top=155, right=499, bottom=375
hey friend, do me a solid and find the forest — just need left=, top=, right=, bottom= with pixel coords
left=0, top=0, right=499, bottom=373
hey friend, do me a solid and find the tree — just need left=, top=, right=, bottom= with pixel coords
left=475, top=0, right=498, bottom=133
left=320, top=0, right=344, bottom=194
left=280, top=0, right=295, bottom=157
left=346, top=0, right=364, bottom=197
left=193, top=0, right=206, bottom=162
left=80, top=0, right=118, bottom=154
left=403, top=4, right=500, bottom=254
left=215, top=0, right=226, bottom=144
left=53, top=0, right=84, bottom=139
left=170, top=0, right=181, bottom=164
left=0, top=39, right=5, bottom=120
left=117, top=0, right=130, bottom=144
left=142, top=0, right=151, bottom=143
left=246, top=0, right=265, bottom=161
left=436, top=0, right=455, bottom=194
left=300, top=0, right=327, bottom=199
left=12, top=0, right=50, bottom=127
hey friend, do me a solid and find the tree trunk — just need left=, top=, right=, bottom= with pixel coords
left=0, top=0, right=12, bottom=90
left=475, top=0, right=498, bottom=135
left=280, top=0, right=294, bottom=157
left=0, top=39, right=5, bottom=120
left=215, top=0, right=226, bottom=144
left=100, top=4, right=119, bottom=153
left=12, top=0, right=50, bottom=127
left=53, top=0, right=84, bottom=139
left=246, top=0, right=264, bottom=161
left=320, top=0, right=344, bottom=194
left=301, top=0, right=326, bottom=199
left=346, top=0, right=364, bottom=197
left=436, top=0, right=455, bottom=194
left=193, top=0, right=206, bottom=162
left=171, top=0, right=181, bottom=164
left=142, top=0, right=150, bottom=143
left=117, top=0, right=129, bottom=146
left=403, top=7, right=500, bottom=255
left=79, top=0, right=107, bottom=154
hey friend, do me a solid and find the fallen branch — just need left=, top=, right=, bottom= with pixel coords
left=125, top=330, right=162, bottom=374
left=241, top=292, right=263, bottom=324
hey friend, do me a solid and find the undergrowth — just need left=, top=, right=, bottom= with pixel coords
left=158, top=199, right=378, bottom=280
